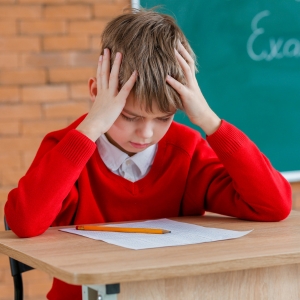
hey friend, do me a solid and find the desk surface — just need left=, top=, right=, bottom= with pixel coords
left=0, top=212, right=300, bottom=285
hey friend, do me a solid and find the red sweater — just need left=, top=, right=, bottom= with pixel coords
left=5, top=116, right=291, bottom=300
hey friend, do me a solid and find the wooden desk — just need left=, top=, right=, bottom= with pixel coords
left=0, top=212, right=300, bottom=299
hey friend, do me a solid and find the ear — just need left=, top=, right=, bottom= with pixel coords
left=88, top=77, right=97, bottom=102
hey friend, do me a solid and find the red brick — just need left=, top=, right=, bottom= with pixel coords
left=21, top=85, right=69, bottom=103
left=0, top=87, right=19, bottom=103
left=24, top=272, right=52, bottom=298
left=115, top=0, right=131, bottom=4
left=0, top=153, right=21, bottom=170
left=0, top=5, right=42, bottom=19
left=0, top=188, right=10, bottom=204
left=20, top=52, right=69, bottom=68
left=0, top=219, right=5, bottom=232
left=0, top=69, right=46, bottom=85
left=0, top=137, right=42, bottom=154
left=43, top=36, right=89, bottom=51
left=292, top=182, right=300, bottom=210
left=69, top=20, right=106, bottom=34
left=19, top=0, right=64, bottom=3
left=0, top=104, right=42, bottom=121
left=70, top=83, right=90, bottom=99
left=0, top=21, right=17, bottom=35
left=91, top=35, right=102, bottom=51
left=0, top=0, right=134, bottom=296
left=0, top=121, right=19, bottom=135
left=69, top=51, right=99, bottom=66
left=0, top=252, right=9, bottom=264
left=48, top=67, right=95, bottom=83
left=44, top=101, right=89, bottom=118
left=0, top=254, right=11, bottom=283
left=44, top=5, right=91, bottom=19
left=23, top=269, right=52, bottom=282
left=1, top=169, right=27, bottom=186
left=93, top=3, right=126, bottom=18
left=20, top=20, right=67, bottom=35
left=0, top=0, right=16, bottom=3
left=0, top=37, right=40, bottom=52
left=293, top=197, right=300, bottom=210
left=0, top=54, right=18, bottom=69
left=67, top=0, right=113, bottom=2
left=21, top=119, right=68, bottom=136
left=0, top=277, right=14, bottom=298
left=22, top=151, right=36, bottom=170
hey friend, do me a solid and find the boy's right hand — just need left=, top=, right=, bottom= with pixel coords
left=76, top=48, right=137, bottom=142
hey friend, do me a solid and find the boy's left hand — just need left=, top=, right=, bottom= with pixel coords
left=166, top=42, right=221, bottom=135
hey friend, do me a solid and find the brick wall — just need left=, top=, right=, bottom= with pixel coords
left=1, top=1, right=300, bottom=299
left=0, top=0, right=129, bottom=299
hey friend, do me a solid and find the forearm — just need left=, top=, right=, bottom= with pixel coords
left=192, top=106, right=221, bottom=136
left=5, top=130, right=96, bottom=237
left=205, top=120, right=292, bottom=221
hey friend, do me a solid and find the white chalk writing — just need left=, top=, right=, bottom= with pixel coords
left=247, top=10, right=300, bottom=61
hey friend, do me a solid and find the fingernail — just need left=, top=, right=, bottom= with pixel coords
left=99, top=55, right=103, bottom=62
left=116, top=52, right=121, bottom=59
left=104, top=48, right=108, bottom=55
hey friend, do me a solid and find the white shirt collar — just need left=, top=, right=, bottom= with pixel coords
left=96, top=134, right=157, bottom=178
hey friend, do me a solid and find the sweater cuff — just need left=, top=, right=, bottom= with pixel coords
left=206, top=120, right=249, bottom=160
left=55, top=129, right=96, bottom=167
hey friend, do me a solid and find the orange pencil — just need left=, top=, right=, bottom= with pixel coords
left=75, top=225, right=171, bottom=234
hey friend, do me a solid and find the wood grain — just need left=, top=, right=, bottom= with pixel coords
left=119, top=264, right=300, bottom=300
left=0, top=212, right=299, bottom=287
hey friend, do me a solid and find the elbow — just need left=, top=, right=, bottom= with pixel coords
left=7, top=224, right=46, bottom=238
left=5, top=208, right=47, bottom=238
left=5, top=217, right=46, bottom=238
left=14, top=226, right=46, bottom=239
left=268, top=201, right=291, bottom=221
left=249, top=181, right=292, bottom=222
left=264, top=185, right=292, bottom=222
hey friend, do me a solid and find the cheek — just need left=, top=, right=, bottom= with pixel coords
left=107, top=118, right=132, bottom=140
left=154, top=121, right=173, bottom=141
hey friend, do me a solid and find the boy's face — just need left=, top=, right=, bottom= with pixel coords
left=106, top=93, right=176, bottom=156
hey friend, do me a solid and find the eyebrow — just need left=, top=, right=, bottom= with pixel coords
left=122, top=108, right=175, bottom=118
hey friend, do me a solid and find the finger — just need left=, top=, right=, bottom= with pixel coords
left=109, top=52, right=122, bottom=93
left=101, top=48, right=110, bottom=89
left=177, top=41, right=195, bottom=74
left=166, top=74, right=186, bottom=97
left=117, top=70, right=138, bottom=100
left=175, top=49, right=194, bottom=83
left=97, top=55, right=103, bottom=90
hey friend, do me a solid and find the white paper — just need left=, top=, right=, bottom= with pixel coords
left=60, top=219, right=252, bottom=250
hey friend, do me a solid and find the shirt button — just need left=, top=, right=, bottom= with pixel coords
left=126, top=160, right=131, bottom=166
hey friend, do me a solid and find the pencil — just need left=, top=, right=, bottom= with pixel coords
left=75, top=225, right=171, bottom=234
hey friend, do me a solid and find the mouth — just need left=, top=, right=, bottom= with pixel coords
left=129, top=142, right=151, bottom=149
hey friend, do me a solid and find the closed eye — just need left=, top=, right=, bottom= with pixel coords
left=121, top=114, right=139, bottom=122
left=157, top=117, right=171, bottom=122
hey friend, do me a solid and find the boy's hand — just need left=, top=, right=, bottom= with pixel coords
left=166, top=42, right=221, bottom=136
left=76, top=49, right=137, bottom=142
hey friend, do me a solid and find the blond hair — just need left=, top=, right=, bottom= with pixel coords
left=100, top=8, right=197, bottom=112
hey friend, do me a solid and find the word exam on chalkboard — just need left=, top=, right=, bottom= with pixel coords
left=142, top=0, right=300, bottom=172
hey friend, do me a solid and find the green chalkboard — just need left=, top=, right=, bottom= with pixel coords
left=140, top=0, right=300, bottom=172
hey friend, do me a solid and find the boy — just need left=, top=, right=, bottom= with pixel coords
left=5, top=8, right=291, bottom=300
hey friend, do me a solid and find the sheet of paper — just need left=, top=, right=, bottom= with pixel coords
left=60, top=219, right=252, bottom=250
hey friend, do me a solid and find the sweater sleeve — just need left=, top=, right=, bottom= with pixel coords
left=183, top=120, right=292, bottom=221
left=5, top=129, right=96, bottom=238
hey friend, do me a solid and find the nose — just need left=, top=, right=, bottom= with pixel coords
left=136, top=121, right=153, bottom=140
